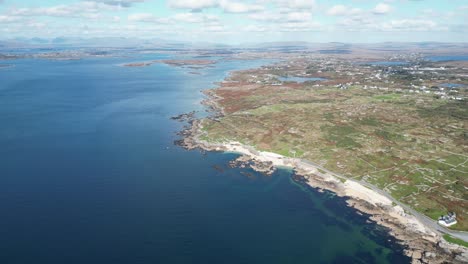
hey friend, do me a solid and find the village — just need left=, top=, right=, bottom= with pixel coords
left=226, top=53, right=467, bottom=102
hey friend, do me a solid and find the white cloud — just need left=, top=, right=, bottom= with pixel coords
left=6, top=0, right=146, bottom=19
left=278, top=21, right=321, bottom=32
left=327, top=5, right=347, bottom=16
left=168, top=0, right=264, bottom=13
left=25, top=21, right=47, bottom=29
left=128, top=13, right=164, bottom=23
left=249, top=10, right=313, bottom=23
left=128, top=12, right=219, bottom=24
left=203, top=24, right=225, bottom=32
left=285, top=12, right=312, bottom=22
left=270, top=0, right=316, bottom=9
left=247, top=8, right=320, bottom=32
left=242, top=24, right=267, bottom=32
left=0, top=0, right=461, bottom=41
left=168, top=0, right=218, bottom=10
left=336, top=16, right=375, bottom=31
left=248, top=11, right=278, bottom=22
left=373, top=3, right=392, bottom=15
left=91, top=0, right=147, bottom=8
left=327, top=5, right=362, bottom=16
left=219, top=0, right=263, bottom=13
left=335, top=16, right=442, bottom=32
left=380, top=19, right=437, bottom=31
left=173, top=13, right=218, bottom=23
left=0, top=15, right=23, bottom=23
left=8, top=2, right=120, bottom=17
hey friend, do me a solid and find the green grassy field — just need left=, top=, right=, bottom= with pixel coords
left=201, top=80, right=468, bottom=230
left=443, top=234, right=468, bottom=247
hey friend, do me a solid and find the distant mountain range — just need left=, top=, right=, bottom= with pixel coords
left=1, top=37, right=467, bottom=52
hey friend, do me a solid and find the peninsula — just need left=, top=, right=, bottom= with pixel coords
left=178, top=49, right=468, bottom=263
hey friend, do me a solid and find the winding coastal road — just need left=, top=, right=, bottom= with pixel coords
left=222, top=143, right=468, bottom=243
left=299, top=159, right=468, bottom=243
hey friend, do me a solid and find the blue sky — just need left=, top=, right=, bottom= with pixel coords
left=1, top=0, right=467, bottom=43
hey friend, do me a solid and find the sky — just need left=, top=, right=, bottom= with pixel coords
left=0, top=0, right=467, bottom=43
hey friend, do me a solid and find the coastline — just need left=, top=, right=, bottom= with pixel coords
left=182, top=123, right=468, bottom=263
left=175, top=67, right=468, bottom=264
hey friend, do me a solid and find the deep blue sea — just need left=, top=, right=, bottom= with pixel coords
left=0, top=53, right=410, bottom=264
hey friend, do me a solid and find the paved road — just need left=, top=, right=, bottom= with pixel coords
left=298, top=159, right=468, bottom=242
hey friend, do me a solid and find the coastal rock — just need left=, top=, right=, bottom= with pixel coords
left=412, top=250, right=422, bottom=259
left=173, top=70, right=468, bottom=264
left=228, top=155, right=276, bottom=175
left=171, top=111, right=197, bottom=122
left=455, top=252, right=468, bottom=263
left=424, top=251, right=436, bottom=258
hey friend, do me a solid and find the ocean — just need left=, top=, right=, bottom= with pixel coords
left=0, top=52, right=409, bottom=263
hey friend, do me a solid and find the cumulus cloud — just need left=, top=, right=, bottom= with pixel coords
left=336, top=16, right=375, bottom=31
left=168, top=0, right=264, bottom=13
left=91, top=0, right=147, bottom=8
left=0, top=0, right=459, bottom=41
left=249, top=10, right=313, bottom=23
left=128, top=13, right=165, bottom=23
left=219, top=0, right=263, bottom=13
left=8, top=2, right=119, bottom=17
left=263, top=0, right=316, bottom=10
left=173, top=13, right=218, bottom=23
left=335, top=16, right=442, bottom=32
left=0, top=15, right=23, bottom=23
left=247, top=7, right=320, bottom=33
left=285, top=12, right=312, bottom=22
left=168, top=0, right=218, bottom=10
left=242, top=24, right=267, bottom=32
left=380, top=19, right=438, bottom=31
left=203, top=24, right=225, bottom=32
left=278, top=21, right=321, bottom=32
left=128, top=12, right=219, bottom=24
left=327, top=5, right=362, bottom=16
left=373, top=3, right=392, bottom=15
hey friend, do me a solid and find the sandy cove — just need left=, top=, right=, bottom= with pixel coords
left=178, top=118, right=468, bottom=264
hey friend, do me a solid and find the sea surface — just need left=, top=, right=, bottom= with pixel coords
left=0, top=52, right=410, bottom=264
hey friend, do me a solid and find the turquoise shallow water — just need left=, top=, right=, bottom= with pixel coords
left=0, top=53, right=409, bottom=263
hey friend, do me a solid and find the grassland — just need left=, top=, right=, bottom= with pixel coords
left=200, top=59, right=468, bottom=231
left=444, top=234, right=468, bottom=247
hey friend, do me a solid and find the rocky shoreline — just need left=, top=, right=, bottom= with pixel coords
left=173, top=75, right=468, bottom=264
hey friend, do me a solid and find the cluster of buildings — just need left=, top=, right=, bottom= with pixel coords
left=236, top=54, right=466, bottom=101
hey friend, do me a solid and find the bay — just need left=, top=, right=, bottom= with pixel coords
left=0, top=53, right=409, bottom=264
